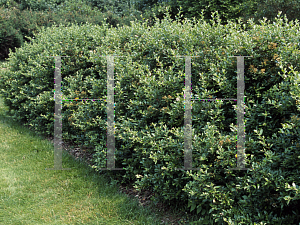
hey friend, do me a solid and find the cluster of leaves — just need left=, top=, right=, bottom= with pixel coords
left=0, top=7, right=300, bottom=224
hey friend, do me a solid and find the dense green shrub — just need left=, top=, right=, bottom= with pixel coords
left=170, top=0, right=247, bottom=26
left=85, top=0, right=134, bottom=17
left=0, top=0, right=146, bottom=60
left=0, top=8, right=299, bottom=223
left=0, top=0, right=65, bottom=12
left=136, top=0, right=300, bottom=31
left=135, top=0, right=257, bottom=26
left=133, top=0, right=164, bottom=12
left=0, top=6, right=24, bottom=59
left=85, top=0, right=114, bottom=12
left=241, top=0, right=300, bottom=26
left=0, top=2, right=101, bottom=59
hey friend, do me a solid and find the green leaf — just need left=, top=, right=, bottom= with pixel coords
left=190, top=203, right=196, bottom=212
left=197, top=205, right=201, bottom=214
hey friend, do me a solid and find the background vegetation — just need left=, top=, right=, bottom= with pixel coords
left=1, top=0, right=300, bottom=61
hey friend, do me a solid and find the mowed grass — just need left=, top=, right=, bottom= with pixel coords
left=0, top=95, right=165, bottom=224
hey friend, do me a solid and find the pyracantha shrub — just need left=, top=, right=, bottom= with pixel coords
left=0, top=8, right=299, bottom=224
